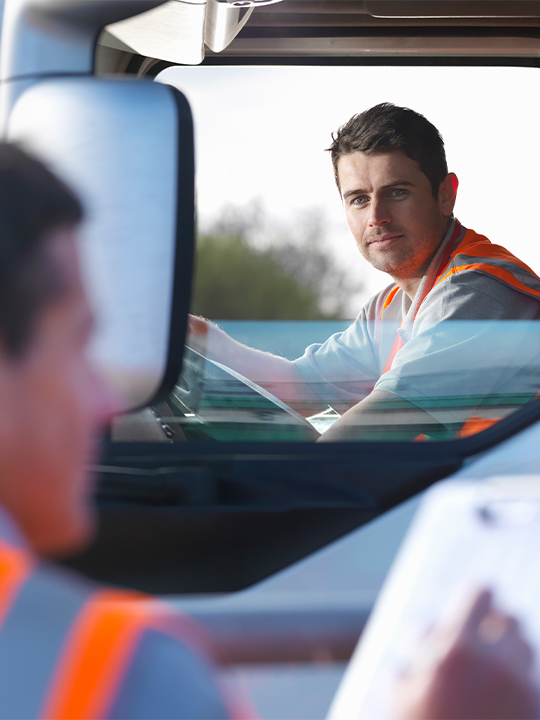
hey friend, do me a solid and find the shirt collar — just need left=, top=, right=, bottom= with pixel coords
left=405, top=217, right=457, bottom=319
left=0, top=503, right=31, bottom=551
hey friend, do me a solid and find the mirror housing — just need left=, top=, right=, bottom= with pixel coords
left=101, top=0, right=287, bottom=65
left=6, top=77, right=194, bottom=410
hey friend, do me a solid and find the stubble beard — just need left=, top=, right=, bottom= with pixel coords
left=359, top=222, right=446, bottom=280
left=360, top=238, right=415, bottom=278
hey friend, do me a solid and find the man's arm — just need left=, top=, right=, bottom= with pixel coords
left=317, top=389, right=448, bottom=442
left=187, top=315, right=324, bottom=415
left=189, top=317, right=457, bottom=440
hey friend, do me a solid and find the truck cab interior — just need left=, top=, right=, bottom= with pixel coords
left=1, top=1, right=539, bottom=716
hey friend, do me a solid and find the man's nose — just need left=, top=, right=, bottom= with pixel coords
left=90, top=369, right=122, bottom=425
left=368, top=198, right=391, bottom=226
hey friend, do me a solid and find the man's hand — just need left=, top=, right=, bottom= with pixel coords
left=184, top=315, right=322, bottom=415
left=317, top=390, right=450, bottom=442
left=395, top=589, right=539, bottom=720
left=186, top=314, right=210, bottom=355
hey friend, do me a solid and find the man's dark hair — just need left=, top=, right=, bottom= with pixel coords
left=328, top=103, right=448, bottom=197
left=0, top=143, right=83, bottom=357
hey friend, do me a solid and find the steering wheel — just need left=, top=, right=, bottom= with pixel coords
left=171, top=346, right=320, bottom=442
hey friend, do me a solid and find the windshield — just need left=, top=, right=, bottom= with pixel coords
left=112, top=65, right=540, bottom=444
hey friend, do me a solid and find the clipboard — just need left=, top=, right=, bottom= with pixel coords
left=327, top=476, right=540, bottom=720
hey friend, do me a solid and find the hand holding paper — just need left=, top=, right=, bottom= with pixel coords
left=327, top=479, right=540, bottom=720
left=395, top=588, right=539, bottom=720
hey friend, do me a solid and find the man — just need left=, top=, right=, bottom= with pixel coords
left=0, top=144, right=240, bottom=719
left=189, top=103, right=540, bottom=441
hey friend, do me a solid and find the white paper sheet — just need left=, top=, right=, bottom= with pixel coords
left=328, top=476, right=540, bottom=720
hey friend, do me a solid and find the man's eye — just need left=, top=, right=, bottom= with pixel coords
left=352, top=195, right=368, bottom=205
left=391, top=188, right=408, bottom=198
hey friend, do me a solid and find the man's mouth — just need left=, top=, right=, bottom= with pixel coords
left=368, top=234, right=404, bottom=249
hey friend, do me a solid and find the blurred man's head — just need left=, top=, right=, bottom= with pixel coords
left=0, top=144, right=114, bottom=556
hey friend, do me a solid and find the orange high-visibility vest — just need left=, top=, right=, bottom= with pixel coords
left=0, top=533, right=246, bottom=720
left=380, top=221, right=540, bottom=437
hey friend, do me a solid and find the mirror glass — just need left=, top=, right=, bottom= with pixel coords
left=6, top=77, right=192, bottom=411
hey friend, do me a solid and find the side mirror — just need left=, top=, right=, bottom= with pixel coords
left=6, top=77, right=195, bottom=411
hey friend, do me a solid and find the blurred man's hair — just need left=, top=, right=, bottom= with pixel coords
left=328, top=102, right=448, bottom=197
left=0, top=143, right=83, bottom=357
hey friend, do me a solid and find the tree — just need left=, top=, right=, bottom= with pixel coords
left=191, top=201, right=362, bottom=320
left=191, top=233, right=326, bottom=320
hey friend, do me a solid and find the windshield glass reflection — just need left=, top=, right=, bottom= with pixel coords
left=111, top=65, right=540, bottom=444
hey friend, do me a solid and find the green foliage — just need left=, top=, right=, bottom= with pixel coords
left=191, top=201, right=363, bottom=320
left=191, top=234, right=331, bottom=320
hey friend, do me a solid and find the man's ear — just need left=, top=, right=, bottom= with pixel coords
left=0, top=345, right=24, bottom=445
left=439, top=172, right=458, bottom=217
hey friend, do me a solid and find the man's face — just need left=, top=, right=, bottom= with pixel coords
left=0, top=228, right=116, bottom=556
left=337, top=150, right=455, bottom=290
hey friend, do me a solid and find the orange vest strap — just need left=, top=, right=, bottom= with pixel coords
left=437, top=262, right=540, bottom=299
left=452, top=230, right=537, bottom=274
left=435, top=229, right=540, bottom=296
left=39, top=588, right=156, bottom=720
left=458, top=416, right=499, bottom=438
left=382, top=332, right=404, bottom=375
left=379, top=286, right=402, bottom=373
left=0, top=539, right=33, bottom=629
left=379, top=285, right=400, bottom=322
left=380, top=221, right=464, bottom=374
left=40, top=589, right=217, bottom=720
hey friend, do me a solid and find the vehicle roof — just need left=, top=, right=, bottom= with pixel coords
left=221, top=0, right=540, bottom=59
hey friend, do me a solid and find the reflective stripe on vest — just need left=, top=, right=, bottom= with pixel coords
left=435, top=226, right=540, bottom=299
left=40, top=590, right=217, bottom=720
left=0, top=538, right=33, bottom=625
left=0, top=537, right=223, bottom=720
left=378, top=286, right=403, bottom=374
left=40, top=589, right=154, bottom=720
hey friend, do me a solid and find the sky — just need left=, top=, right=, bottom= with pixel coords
left=158, top=65, right=539, bottom=310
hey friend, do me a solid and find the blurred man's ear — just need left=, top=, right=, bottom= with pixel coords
left=0, top=349, right=19, bottom=459
left=439, top=172, right=458, bottom=217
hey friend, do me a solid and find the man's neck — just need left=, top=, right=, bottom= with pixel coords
left=398, top=275, right=426, bottom=303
